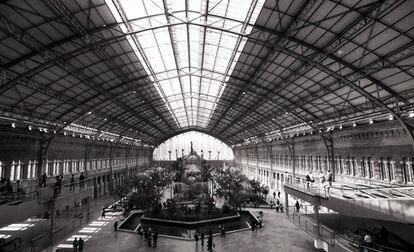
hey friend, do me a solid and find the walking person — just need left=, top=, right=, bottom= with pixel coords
left=73, top=238, right=79, bottom=252
left=327, top=170, right=333, bottom=186
left=273, top=191, right=276, bottom=199
left=78, top=238, right=84, bottom=252
left=295, top=200, right=300, bottom=213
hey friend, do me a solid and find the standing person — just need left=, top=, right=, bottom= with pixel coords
left=363, top=233, right=373, bottom=248
left=319, top=171, right=325, bottom=185
left=221, top=225, right=226, bottom=238
left=73, top=238, right=79, bottom=252
left=200, top=231, right=205, bottom=246
left=40, top=173, right=47, bottom=188
left=327, top=170, right=333, bottom=186
left=114, top=220, right=118, bottom=231
left=207, top=235, right=214, bottom=251
left=101, top=206, right=106, bottom=219
left=277, top=191, right=280, bottom=198
left=144, top=228, right=148, bottom=242
left=194, top=231, right=199, bottom=244
left=273, top=191, right=276, bottom=199
left=306, top=173, right=311, bottom=191
left=70, top=174, right=76, bottom=191
left=137, top=226, right=143, bottom=238
left=79, top=173, right=85, bottom=188
left=78, top=238, right=84, bottom=252
left=152, top=232, right=158, bottom=248
left=295, top=200, right=300, bottom=213
left=147, top=231, right=152, bottom=247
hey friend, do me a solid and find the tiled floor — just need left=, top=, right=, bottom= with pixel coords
left=65, top=208, right=320, bottom=252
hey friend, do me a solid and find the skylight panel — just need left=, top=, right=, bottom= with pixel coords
left=106, top=0, right=265, bottom=128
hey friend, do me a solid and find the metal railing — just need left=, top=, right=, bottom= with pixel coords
left=284, top=181, right=329, bottom=198
left=285, top=211, right=406, bottom=252
left=11, top=209, right=94, bottom=252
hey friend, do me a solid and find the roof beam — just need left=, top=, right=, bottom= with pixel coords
left=208, top=0, right=319, bottom=133
left=46, top=0, right=176, bottom=133
left=0, top=14, right=170, bottom=137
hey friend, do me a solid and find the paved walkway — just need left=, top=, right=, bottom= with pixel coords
left=59, top=208, right=320, bottom=252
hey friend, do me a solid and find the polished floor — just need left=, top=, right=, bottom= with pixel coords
left=61, top=208, right=319, bottom=252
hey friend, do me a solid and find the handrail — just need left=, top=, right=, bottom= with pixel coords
left=335, top=231, right=406, bottom=252
left=286, top=212, right=406, bottom=252
left=0, top=237, right=22, bottom=250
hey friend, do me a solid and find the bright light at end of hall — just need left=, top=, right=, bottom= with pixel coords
left=409, top=111, right=414, bottom=118
left=369, top=119, right=373, bottom=124
left=353, top=122, right=356, bottom=127
left=389, top=115, right=394, bottom=121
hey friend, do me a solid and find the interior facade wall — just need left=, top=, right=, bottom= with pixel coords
left=234, top=120, right=414, bottom=192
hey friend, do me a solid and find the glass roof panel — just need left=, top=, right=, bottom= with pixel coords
left=106, top=0, right=265, bottom=128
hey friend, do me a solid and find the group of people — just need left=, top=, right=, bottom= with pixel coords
left=270, top=192, right=284, bottom=213
left=72, top=237, right=84, bottom=251
left=40, top=172, right=86, bottom=191
left=305, top=170, right=333, bottom=190
left=137, top=226, right=158, bottom=248
left=194, top=230, right=215, bottom=250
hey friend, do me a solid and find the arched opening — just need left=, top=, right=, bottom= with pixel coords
left=153, top=131, right=234, bottom=161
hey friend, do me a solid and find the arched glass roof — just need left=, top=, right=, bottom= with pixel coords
left=153, top=131, right=234, bottom=160
left=0, top=0, right=413, bottom=146
left=105, top=0, right=266, bottom=128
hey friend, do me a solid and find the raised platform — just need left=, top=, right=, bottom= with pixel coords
left=284, top=183, right=414, bottom=224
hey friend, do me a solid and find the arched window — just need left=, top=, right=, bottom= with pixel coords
left=153, top=131, right=233, bottom=160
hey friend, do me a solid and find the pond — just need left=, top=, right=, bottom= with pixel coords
left=119, top=210, right=255, bottom=239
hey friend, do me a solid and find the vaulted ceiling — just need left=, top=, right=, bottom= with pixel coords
left=0, top=0, right=413, bottom=146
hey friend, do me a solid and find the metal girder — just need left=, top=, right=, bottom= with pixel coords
left=2, top=18, right=409, bottom=123
left=0, top=18, right=163, bottom=143
left=208, top=0, right=318, bottom=133
left=162, top=0, right=190, bottom=127
left=112, top=0, right=182, bottom=128
left=279, top=45, right=414, bottom=150
left=84, top=139, right=94, bottom=178
left=0, top=66, right=159, bottom=144
left=45, top=0, right=175, bottom=134
left=37, top=133, right=52, bottom=181
left=321, top=132, right=335, bottom=180
left=287, top=138, right=296, bottom=179
left=215, top=0, right=405, bottom=137
left=155, top=127, right=234, bottom=148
